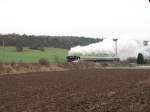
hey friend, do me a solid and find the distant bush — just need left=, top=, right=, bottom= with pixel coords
left=29, top=46, right=38, bottom=50
left=137, top=53, right=145, bottom=64
left=29, top=46, right=45, bottom=51
left=16, top=44, right=23, bottom=52
left=16, top=38, right=23, bottom=52
left=39, top=58, right=49, bottom=65
left=39, top=47, right=45, bottom=52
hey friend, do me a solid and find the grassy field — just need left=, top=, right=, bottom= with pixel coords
left=0, top=47, right=68, bottom=63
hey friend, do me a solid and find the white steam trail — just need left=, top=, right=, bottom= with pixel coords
left=69, top=39, right=150, bottom=60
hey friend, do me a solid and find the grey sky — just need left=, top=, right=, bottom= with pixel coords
left=0, top=0, right=150, bottom=39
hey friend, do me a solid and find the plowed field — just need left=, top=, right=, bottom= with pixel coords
left=0, top=69, right=150, bottom=112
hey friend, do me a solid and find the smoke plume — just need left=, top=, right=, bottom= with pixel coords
left=69, top=39, right=150, bottom=60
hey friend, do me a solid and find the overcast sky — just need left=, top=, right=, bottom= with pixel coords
left=0, top=0, right=150, bottom=39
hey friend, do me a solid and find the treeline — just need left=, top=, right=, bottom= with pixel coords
left=0, top=34, right=99, bottom=49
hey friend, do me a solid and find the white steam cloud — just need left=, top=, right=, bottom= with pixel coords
left=69, top=39, right=150, bottom=60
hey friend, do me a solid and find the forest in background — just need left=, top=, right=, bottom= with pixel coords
left=0, top=34, right=99, bottom=49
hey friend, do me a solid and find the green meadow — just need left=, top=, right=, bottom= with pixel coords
left=0, top=47, right=68, bottom=63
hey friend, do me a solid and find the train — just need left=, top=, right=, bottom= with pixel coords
left=66, top=55, right=120, bottom=63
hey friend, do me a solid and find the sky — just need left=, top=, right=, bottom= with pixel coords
left=0, top=0, right=150, bottom=39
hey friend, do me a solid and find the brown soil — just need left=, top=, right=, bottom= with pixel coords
left=0, top=69, right=150, bottom=112
left=0, top=63, right=67, bottom=75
